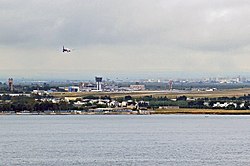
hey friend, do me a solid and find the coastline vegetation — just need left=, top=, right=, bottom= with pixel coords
left=1, top=90, right=250, bottom=114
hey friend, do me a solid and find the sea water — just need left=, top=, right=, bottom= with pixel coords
left=1, top=115, right=250, bottom=165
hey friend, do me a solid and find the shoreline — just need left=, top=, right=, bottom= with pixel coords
left=152, top=108, right=250, bottom=115
left=2, top=108, right=250, bottom=115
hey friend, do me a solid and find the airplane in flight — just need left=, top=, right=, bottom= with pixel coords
left=63, top=46, right=71, bottom=53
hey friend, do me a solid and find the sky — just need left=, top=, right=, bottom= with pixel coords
left=1, top=0, right=250, bottom=80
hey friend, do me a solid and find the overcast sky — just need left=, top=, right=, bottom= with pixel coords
left=1, top=0, right=250, bottom=79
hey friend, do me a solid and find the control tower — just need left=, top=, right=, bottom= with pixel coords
left=95, top=77, right=103, bottom=91
left=8, top=78, right=14, bottom=92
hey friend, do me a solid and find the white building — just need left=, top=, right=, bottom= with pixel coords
left=130, top=85, right=145, bottom=91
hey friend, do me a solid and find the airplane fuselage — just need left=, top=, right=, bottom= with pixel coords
left=63, top=46, right=71, bottom=52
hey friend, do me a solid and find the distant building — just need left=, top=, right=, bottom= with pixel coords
left=64, top=97, right=81, bottom=102
left=81, top=83, right=95, bottom=92
left=0, top=93, right=31, bottom=97
left=32, top=90, right=48, bottom=96
left=158, top=106, right=180, bottom=109
left=68, top=86, right=80, bottom=92
left=130, top=85, right=145, bottom=91
left=169, top=80, right=173, bottom=91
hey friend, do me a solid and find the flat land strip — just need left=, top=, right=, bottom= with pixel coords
left=153, top=108, right=250, bottom=115
left=51, top=88, right=250, bottom=99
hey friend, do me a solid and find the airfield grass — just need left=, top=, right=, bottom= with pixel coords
left=50, top=88, right=250, bottom=115
left=51, top=88, right=250, bottom=99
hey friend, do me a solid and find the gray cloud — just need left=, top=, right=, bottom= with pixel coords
left=1, top=0, right=250, bottom=78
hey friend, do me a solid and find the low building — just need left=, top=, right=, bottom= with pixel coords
left=158, top=106, right=180, bottom=109
left=32, top=90, right=48, bottom=96
left=68, top=86, right=80, bottom=92
left=129, top=85, right=145, bottom=91
left=64, top=97, right=81, bottom=102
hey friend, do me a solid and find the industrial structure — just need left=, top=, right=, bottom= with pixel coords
left=169, top=80, right=173, bottom=91
left=8, top=78, right=14, bottom=92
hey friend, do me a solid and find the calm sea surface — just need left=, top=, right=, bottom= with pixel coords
left=1, top=115, right=250, bottom=166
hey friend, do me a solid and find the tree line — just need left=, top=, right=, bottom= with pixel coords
left=1, top=94, right=250, bottom=112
